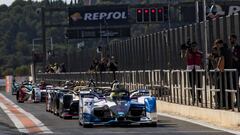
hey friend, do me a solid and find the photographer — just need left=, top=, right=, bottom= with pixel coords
left=184, top=41, right=203, bottom=105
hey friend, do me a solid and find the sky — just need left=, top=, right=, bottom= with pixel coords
left=0, top=0, right=72, bottom=6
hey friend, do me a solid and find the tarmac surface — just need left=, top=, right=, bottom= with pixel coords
left=0, top=90, right=234, bottom=135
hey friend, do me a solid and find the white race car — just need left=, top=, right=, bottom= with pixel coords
left=79, top=87, right=157, bottom=128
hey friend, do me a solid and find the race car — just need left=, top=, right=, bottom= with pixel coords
left=58, top=90, right=79, bottom=119
left=46, top=88, right=57, bottom=112
left=45, top=87, right=80, bottom=119
left=130, top=89, right=157, bottom=122
left=78, top=86, right=157, bottom=127
left=12, top=80, right=19, bottom=95
left=52, top=89, right=69, bottom=115
left=31, top=87, right=41, bottom=103
left=16, top=82, right=34, bottom=103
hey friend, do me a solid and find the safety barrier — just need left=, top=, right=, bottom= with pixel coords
left=37, top=69, right=240, bottom=112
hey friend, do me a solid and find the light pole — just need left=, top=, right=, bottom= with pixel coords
left=195, top=0, right=199, bottom=23
left=203, top=0, right=209, bottom=107
left=203, top=0, right=208, bottom=69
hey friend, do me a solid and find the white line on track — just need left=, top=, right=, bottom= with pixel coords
left=0, top=103, right=29, bottom=133
left=158, top=112, right=240, bottom=135
left=0, top=93, right=53, bottom=134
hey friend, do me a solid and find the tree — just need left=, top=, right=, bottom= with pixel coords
left=15, top=65, right=30, bottom=76
left=2, top=68, right=14, bottom=76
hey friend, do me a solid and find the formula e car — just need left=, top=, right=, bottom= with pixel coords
left=46, top=88, right=57, bottom=112
left=16, top=82, right=34, bottom=103
left=52, top=89, right=69, bottom=115
left=31, top=87, right=41, bottom=103
left=12, top=81, right=19, bottom=95
left=58, top=90, right=79, bottom=119
left=79, top=87, right=157, bottom=127
left=130, top=89, right=157, bottom=121
left=45, top=88, right=79, bottom=119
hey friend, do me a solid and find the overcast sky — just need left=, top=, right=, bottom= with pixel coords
left=0, top=0, right=72, bottom=6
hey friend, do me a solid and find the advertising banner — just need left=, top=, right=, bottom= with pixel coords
left=69, top=5, right=129, bottom=27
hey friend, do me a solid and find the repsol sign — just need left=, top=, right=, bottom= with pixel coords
left=84, top=12, right=127, bottom=21
left=69, top=5, right=128, bottom=27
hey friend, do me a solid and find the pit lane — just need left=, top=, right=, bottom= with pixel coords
left=0, top=90, right=234, bottom=135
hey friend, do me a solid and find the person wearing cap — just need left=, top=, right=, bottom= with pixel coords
left=185, top=41, right=203, bottom=105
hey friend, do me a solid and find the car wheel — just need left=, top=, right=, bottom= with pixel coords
left=18, top=100, right=24, bottom=103
left=143, top=122, right=157, bottom=127
left=16, top=91, right=19, bottom=100
left=63, top=116, right=71, bottom=119
left=150, top=122, right=157, bottom=127
left=83, top=124, right=93, bottom=128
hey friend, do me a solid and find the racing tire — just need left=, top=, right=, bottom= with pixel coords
left=141, top=122, right=157, bottom=127
left=63, top=116, right=72, bottom=119
left=16, top=91, right=19, bottom=101
left=54, top=111, right=59, bottom=116
left=149, top=122, right=157, bottom=127
left=33, top=99, right=40, bottom=103
left=41, top=97, right=45, bottom=102
left=18, top=100, right=24, bottom=103
left=83, top=124, right=93, bottom=128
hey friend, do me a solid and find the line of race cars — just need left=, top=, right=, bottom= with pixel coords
left=12, top=80, right=49, bottom=103
left=12, top=80, right=157, bottom=128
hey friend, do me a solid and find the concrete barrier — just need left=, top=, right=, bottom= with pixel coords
left=157, top=100, right=240, bottom=130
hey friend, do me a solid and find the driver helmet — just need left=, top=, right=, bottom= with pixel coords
left=111, top=80, right=121, bottom=91
left=65, top=81, right=70, bottom=85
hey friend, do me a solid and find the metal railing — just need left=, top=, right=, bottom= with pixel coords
left=37, top=69, right=240, bottom=112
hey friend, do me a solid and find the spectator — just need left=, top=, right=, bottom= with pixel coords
left=213, top=39, right=232, bottom=109
left=185, top=41, right=203, bottom=105
left=208, top=46, right=219, bottom=70
left=48, top=64, right=55, bottom=73
left=229, top=34, right=240, bottom=74
left=98, top=57, right=107, bottom=72
left=89, top=58, right=99, bottom=72
left=107, top=56, right=118, bottom=80
left=60, top=63, right=66, bottom=73
left=53, top=63, right=60, bottom=73
left=229, top=34, right=240, bottom=106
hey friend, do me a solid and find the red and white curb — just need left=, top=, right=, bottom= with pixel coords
left=0, top=93, right=53, bottom=134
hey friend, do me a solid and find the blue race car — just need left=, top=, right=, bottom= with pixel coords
left=78, top=86, right=157, bottom=128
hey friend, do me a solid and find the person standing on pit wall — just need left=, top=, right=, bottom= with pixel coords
left=213, top=39, right=233, bottom=109
left=107, top=56, right=118, bottom=80
left=229, top=34, right=240, bottom=73
left=185, top=41, right=203, bottom=105
left=229, top=34, right=240, bottom=106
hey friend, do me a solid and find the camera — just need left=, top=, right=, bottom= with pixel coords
left=36, top=8, right=41, bottom=15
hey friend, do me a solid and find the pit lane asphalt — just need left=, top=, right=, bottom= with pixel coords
left=0, top=91, right=234, bottom=135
